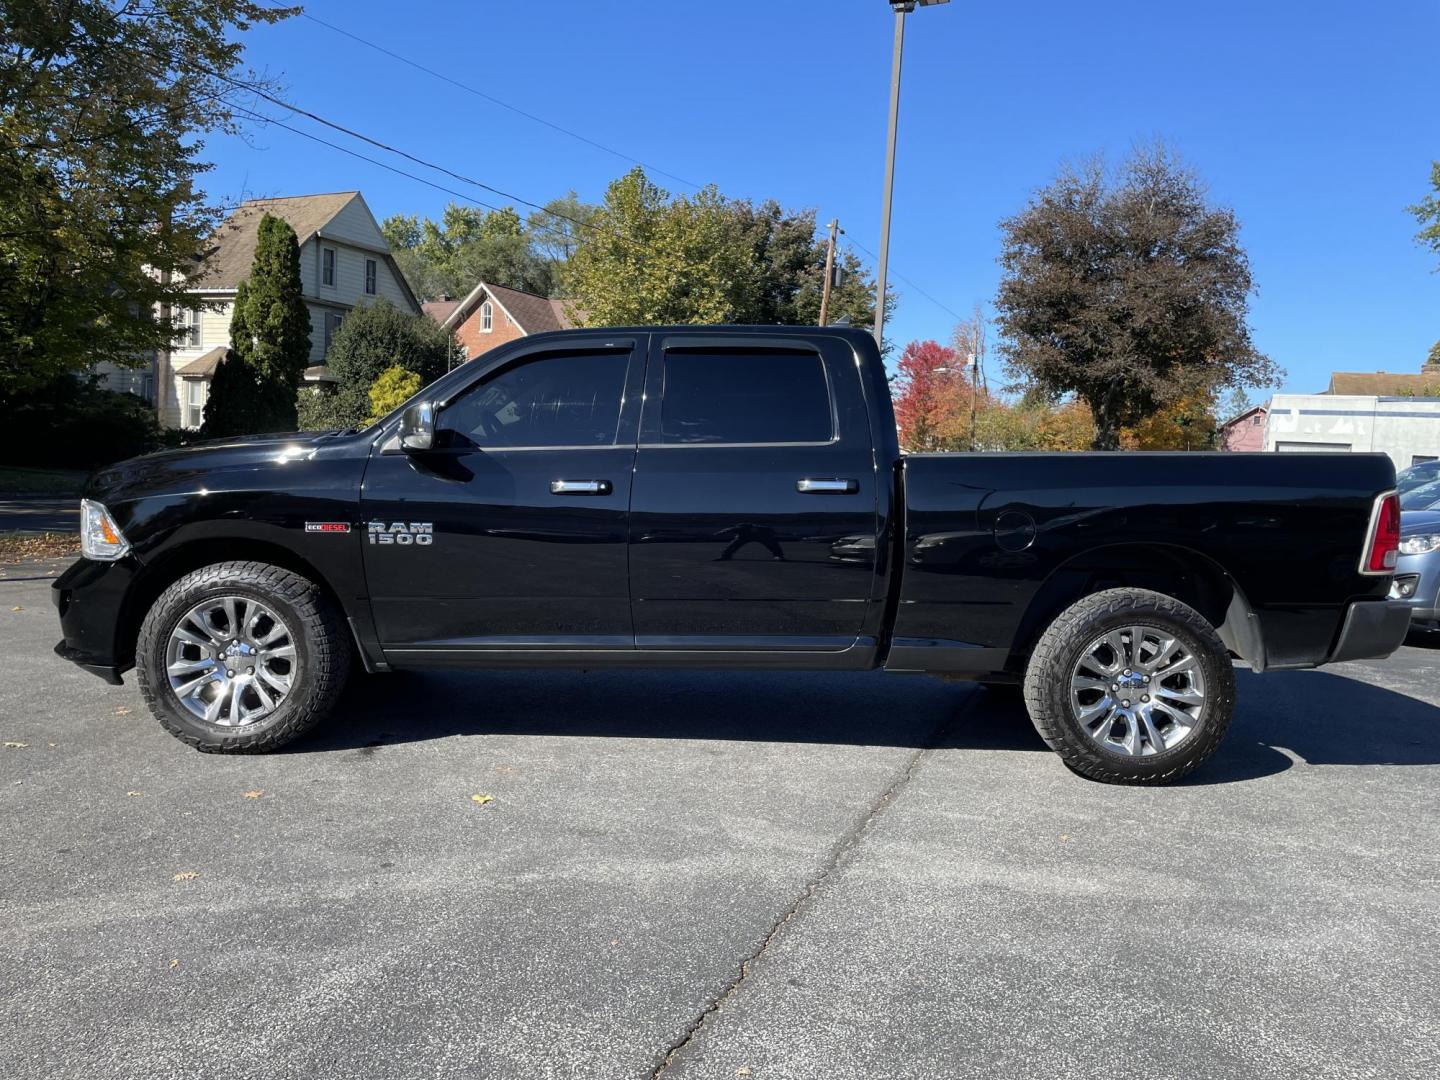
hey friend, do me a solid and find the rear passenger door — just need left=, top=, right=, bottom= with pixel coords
left=628, top=333, right=881, bottom=656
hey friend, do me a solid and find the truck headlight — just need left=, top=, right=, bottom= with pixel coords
left=1399, top=534, right=1440, bottom=555
left=80, top=499, right=131, bottom=561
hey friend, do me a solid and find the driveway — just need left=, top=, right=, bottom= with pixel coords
left=0, top=497, right=78, bottom=534
left=2, top=567, right=1437, bottom=1079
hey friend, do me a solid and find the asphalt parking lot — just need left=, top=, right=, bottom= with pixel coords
left=3, top=561, right=1438, bottom=1080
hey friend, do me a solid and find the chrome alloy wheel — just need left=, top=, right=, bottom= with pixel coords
left=164, top=596, right=298, bottom=726
left=1069, top=625, right=1206, bottom=757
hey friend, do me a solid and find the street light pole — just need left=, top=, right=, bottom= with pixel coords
left=873, top=0, right=949, bottom=354
left=873, top=10, right=905, bottom=353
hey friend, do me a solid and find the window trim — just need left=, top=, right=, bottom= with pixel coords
left=181, top=306, right=201, bottom=348
left=643, top=343, right=839, bottom=449
left=480, top=300, right=493, bottom=332
left=364, top=258, right=377, bottom=295
left=322, top=246, right=337, bottom=288
left=432, top=344, right=637, bottom=451
left=324, top=311, right=344, bottom=354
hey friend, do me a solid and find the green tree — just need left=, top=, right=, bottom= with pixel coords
left=995, top=145, right=1279, bottom=450
left=366, top=365, right=422, bottom=424
left=203, top=214, right=310, bottom=434
left=1409, top=161, right=1440, bottom=266
left=527, top=192, right=599, bottom=294
left=563, top=168, right=759, bottom=325
left=730, top=201, right=883, bottom=330
left=382, top=203, right=554, bottom=300
left=0, top=0, right=293, bottom=399
left=298, top=300, right=451, bottom=431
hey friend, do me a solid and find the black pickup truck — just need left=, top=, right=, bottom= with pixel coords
left=54, top=326, right=1409, bottom=783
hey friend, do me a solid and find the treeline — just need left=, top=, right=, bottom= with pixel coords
left=381, top=168, right=883, bottom=331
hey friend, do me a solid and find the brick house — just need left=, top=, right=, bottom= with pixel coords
left=424, top=282, right=582, bottom=361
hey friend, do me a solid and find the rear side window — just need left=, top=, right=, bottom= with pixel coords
left=659, top=350, right=833, bottom=444
left=440, top=350, right=630, bottom=449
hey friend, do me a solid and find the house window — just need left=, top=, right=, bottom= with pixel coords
left=365, top=258, right=377, bottom=295
left=322, top=247, right=336, bottom=287
left=180, top=307, right=201, bottom=348
left=481, top=301, right=493, bottom=332
left=324, top=312, right=344, bottom=354
left=184, top=379, right=208, bottom=429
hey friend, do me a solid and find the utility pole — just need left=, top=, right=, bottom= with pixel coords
left=819, top=218, right=842, bottom=326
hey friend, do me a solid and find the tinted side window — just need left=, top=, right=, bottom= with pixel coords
left=439, top=351, right=629, bottom=449
left=660, top=350, right=833, bottom=444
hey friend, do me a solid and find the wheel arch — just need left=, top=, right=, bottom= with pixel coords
left=117, top=537, right=361, bottom=670
left=1010, top=542, right=1264, bottom=673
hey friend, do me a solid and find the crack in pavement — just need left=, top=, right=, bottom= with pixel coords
left=650, top=687, right=981, bottom=1078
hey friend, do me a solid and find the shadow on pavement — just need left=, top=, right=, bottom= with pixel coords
left=292, top=664, right=1440, bottom=785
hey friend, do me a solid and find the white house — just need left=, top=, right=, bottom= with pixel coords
left=95, top=191, right=419, bottom=429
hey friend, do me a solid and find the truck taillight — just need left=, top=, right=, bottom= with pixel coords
left=1360, top=492, right=1400, bottom=575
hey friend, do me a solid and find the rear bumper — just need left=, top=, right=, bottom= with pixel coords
left=1327, top=599, right=1412, bottom=664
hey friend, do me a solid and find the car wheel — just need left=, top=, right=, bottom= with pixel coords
left=136, top=561, right=350, bottom=753
left=1023, top=587, right=1235, bottom=785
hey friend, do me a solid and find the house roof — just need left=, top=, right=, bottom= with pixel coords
left=1328, top=371, right=1440, bottom=396
left=190, top=192, right=360, bottom=290
left=1219, top=404, right=1267, bottom=429
left=441, top=281, right=583, bottom=335
left=176, top=346, right=227, bottom=379
left=422, top=298, right=462, bottom=325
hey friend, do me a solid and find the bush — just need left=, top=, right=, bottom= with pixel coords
left=201, top=351, right=268, bottom=437
left=366, top=365, right=422, bottom=424
left=296, top=383, right=349, bottom=432
left=5, top=374, right=164, bottom=469
left=314, top=300, right=452, bottom=430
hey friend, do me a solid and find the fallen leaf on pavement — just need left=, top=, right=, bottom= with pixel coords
left=1059, top=834, right=1072, bottom=841
left=3, top=741, right=28, bottom=749
left=126, top=791, right=144, bottom=797
left=243, top=790, right=263, bottom=799
left=470, top=793, right=494, bottom=805
left=10, top=606, right=21, bottom=612
left=169, top=959, right=180, bottom=971
left=114, top=707, right=131, bottom=716
left=172, top=871, right=199, bottom=882
left=738, top=1068, right=753, bottom=1078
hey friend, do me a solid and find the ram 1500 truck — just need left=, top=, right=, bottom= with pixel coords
left=54, top=326, right=1410, bottom=784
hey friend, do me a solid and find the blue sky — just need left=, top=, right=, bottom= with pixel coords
left=203, top=0, right=1438, bottom=395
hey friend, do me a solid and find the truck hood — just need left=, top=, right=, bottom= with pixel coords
left=86, top=430, right=361, bottom=504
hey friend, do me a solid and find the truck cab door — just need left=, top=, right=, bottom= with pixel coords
left=627, top=333, right=882, bottom=662
left=360, top=335, right=645, bottom=658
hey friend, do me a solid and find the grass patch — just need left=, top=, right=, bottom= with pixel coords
left=0, top=466, right=88, bottom=496
left=0, top=532, right=80, bottom=562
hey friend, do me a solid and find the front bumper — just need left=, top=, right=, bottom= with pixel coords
left=51, top=555, right=139, bottom=684
left=1327, top=599, right=1413, bottom=663
left=1387, top=547, right=1440, bottom=621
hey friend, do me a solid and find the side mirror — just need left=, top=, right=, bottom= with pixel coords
left=399, top=400, right=436, bottom=452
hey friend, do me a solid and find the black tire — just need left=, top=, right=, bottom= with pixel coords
left=136, top=560, right=350, bottom=753
left=1022, top=588, right=1235, bottom=785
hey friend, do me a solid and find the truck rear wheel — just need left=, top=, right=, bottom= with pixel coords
left=1023, top=588, right=1235, bottom=785
left=135, top=561, right=350, bottom=753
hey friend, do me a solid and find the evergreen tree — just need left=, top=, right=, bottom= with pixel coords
left=200, top=216, right=310, bottom=434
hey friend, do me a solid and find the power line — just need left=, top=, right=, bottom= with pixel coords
left=845, top=237, right=967, bottom=324
left=262, top=0, right=701, bottom=191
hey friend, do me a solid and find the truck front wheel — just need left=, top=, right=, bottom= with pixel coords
left=135, top=560, right=350, bottom=753
left=1023, top=588, right=1235, bottom=785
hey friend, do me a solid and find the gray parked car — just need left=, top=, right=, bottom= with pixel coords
left=1391, top=466, right=1440, bottom=627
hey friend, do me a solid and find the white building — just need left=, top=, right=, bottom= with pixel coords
left=94, top=191, right=419, bottom=429
left=1265, top=390, right=1440, bottom=470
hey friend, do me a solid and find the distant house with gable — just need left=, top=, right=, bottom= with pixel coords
left=424, top=281, right=583, bottom=361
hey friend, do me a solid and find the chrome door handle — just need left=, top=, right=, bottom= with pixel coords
left=796, top=478, right=858, bottom=494
left=550, top=479, right=613, bottom=496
